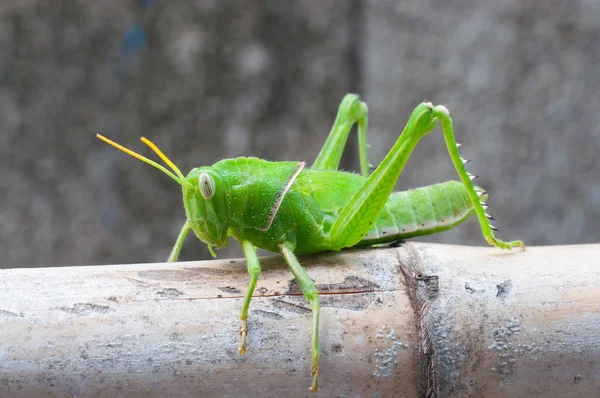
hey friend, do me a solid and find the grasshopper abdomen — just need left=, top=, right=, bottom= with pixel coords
left=359, top=180, right=474, bottom=245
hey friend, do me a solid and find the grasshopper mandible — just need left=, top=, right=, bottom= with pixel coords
left=97, top=94, right=524, bottom=392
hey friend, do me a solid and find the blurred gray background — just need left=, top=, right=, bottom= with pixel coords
left=1, top=0, right=599, bottom=268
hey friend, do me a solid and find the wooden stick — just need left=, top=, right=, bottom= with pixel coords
left=0, top=243, right=598, bottom=397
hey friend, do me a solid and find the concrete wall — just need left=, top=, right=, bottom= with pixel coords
left=2, top=0, right=598, bottom=267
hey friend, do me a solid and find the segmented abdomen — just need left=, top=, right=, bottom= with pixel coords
left=358, top=180, right=474, bottom=245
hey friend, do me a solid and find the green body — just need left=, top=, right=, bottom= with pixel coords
left=185, top=157, right=474, bottom=255
left=98, top=94, right=524, bottom=392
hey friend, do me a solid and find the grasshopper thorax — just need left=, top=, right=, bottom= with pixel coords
left=183, top=167, right=230, bottom=251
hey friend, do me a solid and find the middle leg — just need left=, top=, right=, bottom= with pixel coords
left=312, top=93, right=370, bottom=177
left=280, top=243, right=321, bottom=392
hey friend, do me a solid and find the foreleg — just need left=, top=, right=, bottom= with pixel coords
left=238, top=240, right=262, bottom=355
left=167, top=221, right=190, bottom=262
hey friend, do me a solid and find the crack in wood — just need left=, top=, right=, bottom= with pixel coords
left=129, top=288, right=394, bottom=302
left=396, top=246, right=439, bottom=398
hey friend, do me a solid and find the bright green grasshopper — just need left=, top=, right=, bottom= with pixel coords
left=97, top=94, right=524, bottom=392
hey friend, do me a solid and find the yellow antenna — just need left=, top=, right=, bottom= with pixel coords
left=96, top=134, right=184, bottom=186
left=140, top=137, right=186, bottom=181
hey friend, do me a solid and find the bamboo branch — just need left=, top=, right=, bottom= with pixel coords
left=0, top=243, right=599, bottom=397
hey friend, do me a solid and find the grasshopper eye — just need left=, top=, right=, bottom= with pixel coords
left=199, top=172, right=215, bottom=199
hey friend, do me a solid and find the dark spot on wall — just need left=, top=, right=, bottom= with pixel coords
left=124, top=277, right=152, bottom=288
left=257, top=287, right=268, bottom=295
left=464, top=282, right=484, bottom=293
left=282, top=276, right=380, bottom=311
left=322, top=292, right=378, bottom=311
left=270, top=298, right=312, bottom=314
left=218, top=286, right=241, bottom=294
left=139, top=267, right=231, bottom=281
left=57, top=303, right=115, bottom=315
left=253, top=309, right=284, bottom=320
left=317, top=275, right=380, bottom=292
left=496, top=280, right=513, bottom=301
left=285, top=275, right=379, bottom=295
left=0, top=309, right=19, bottom=318
left=169, top=332, right=185, bottom=342
left=156, top=288, right=184, bottom=298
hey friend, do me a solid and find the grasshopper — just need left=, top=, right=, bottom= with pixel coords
left=97, top=94, right=524, bottom=392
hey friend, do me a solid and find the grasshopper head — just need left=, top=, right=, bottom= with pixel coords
left=96, top=134, right=229, bottom=257
left=183, top=167, right=230, bottom=253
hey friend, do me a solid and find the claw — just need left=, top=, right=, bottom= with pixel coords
left=309, top=357, right=320, bottom=392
